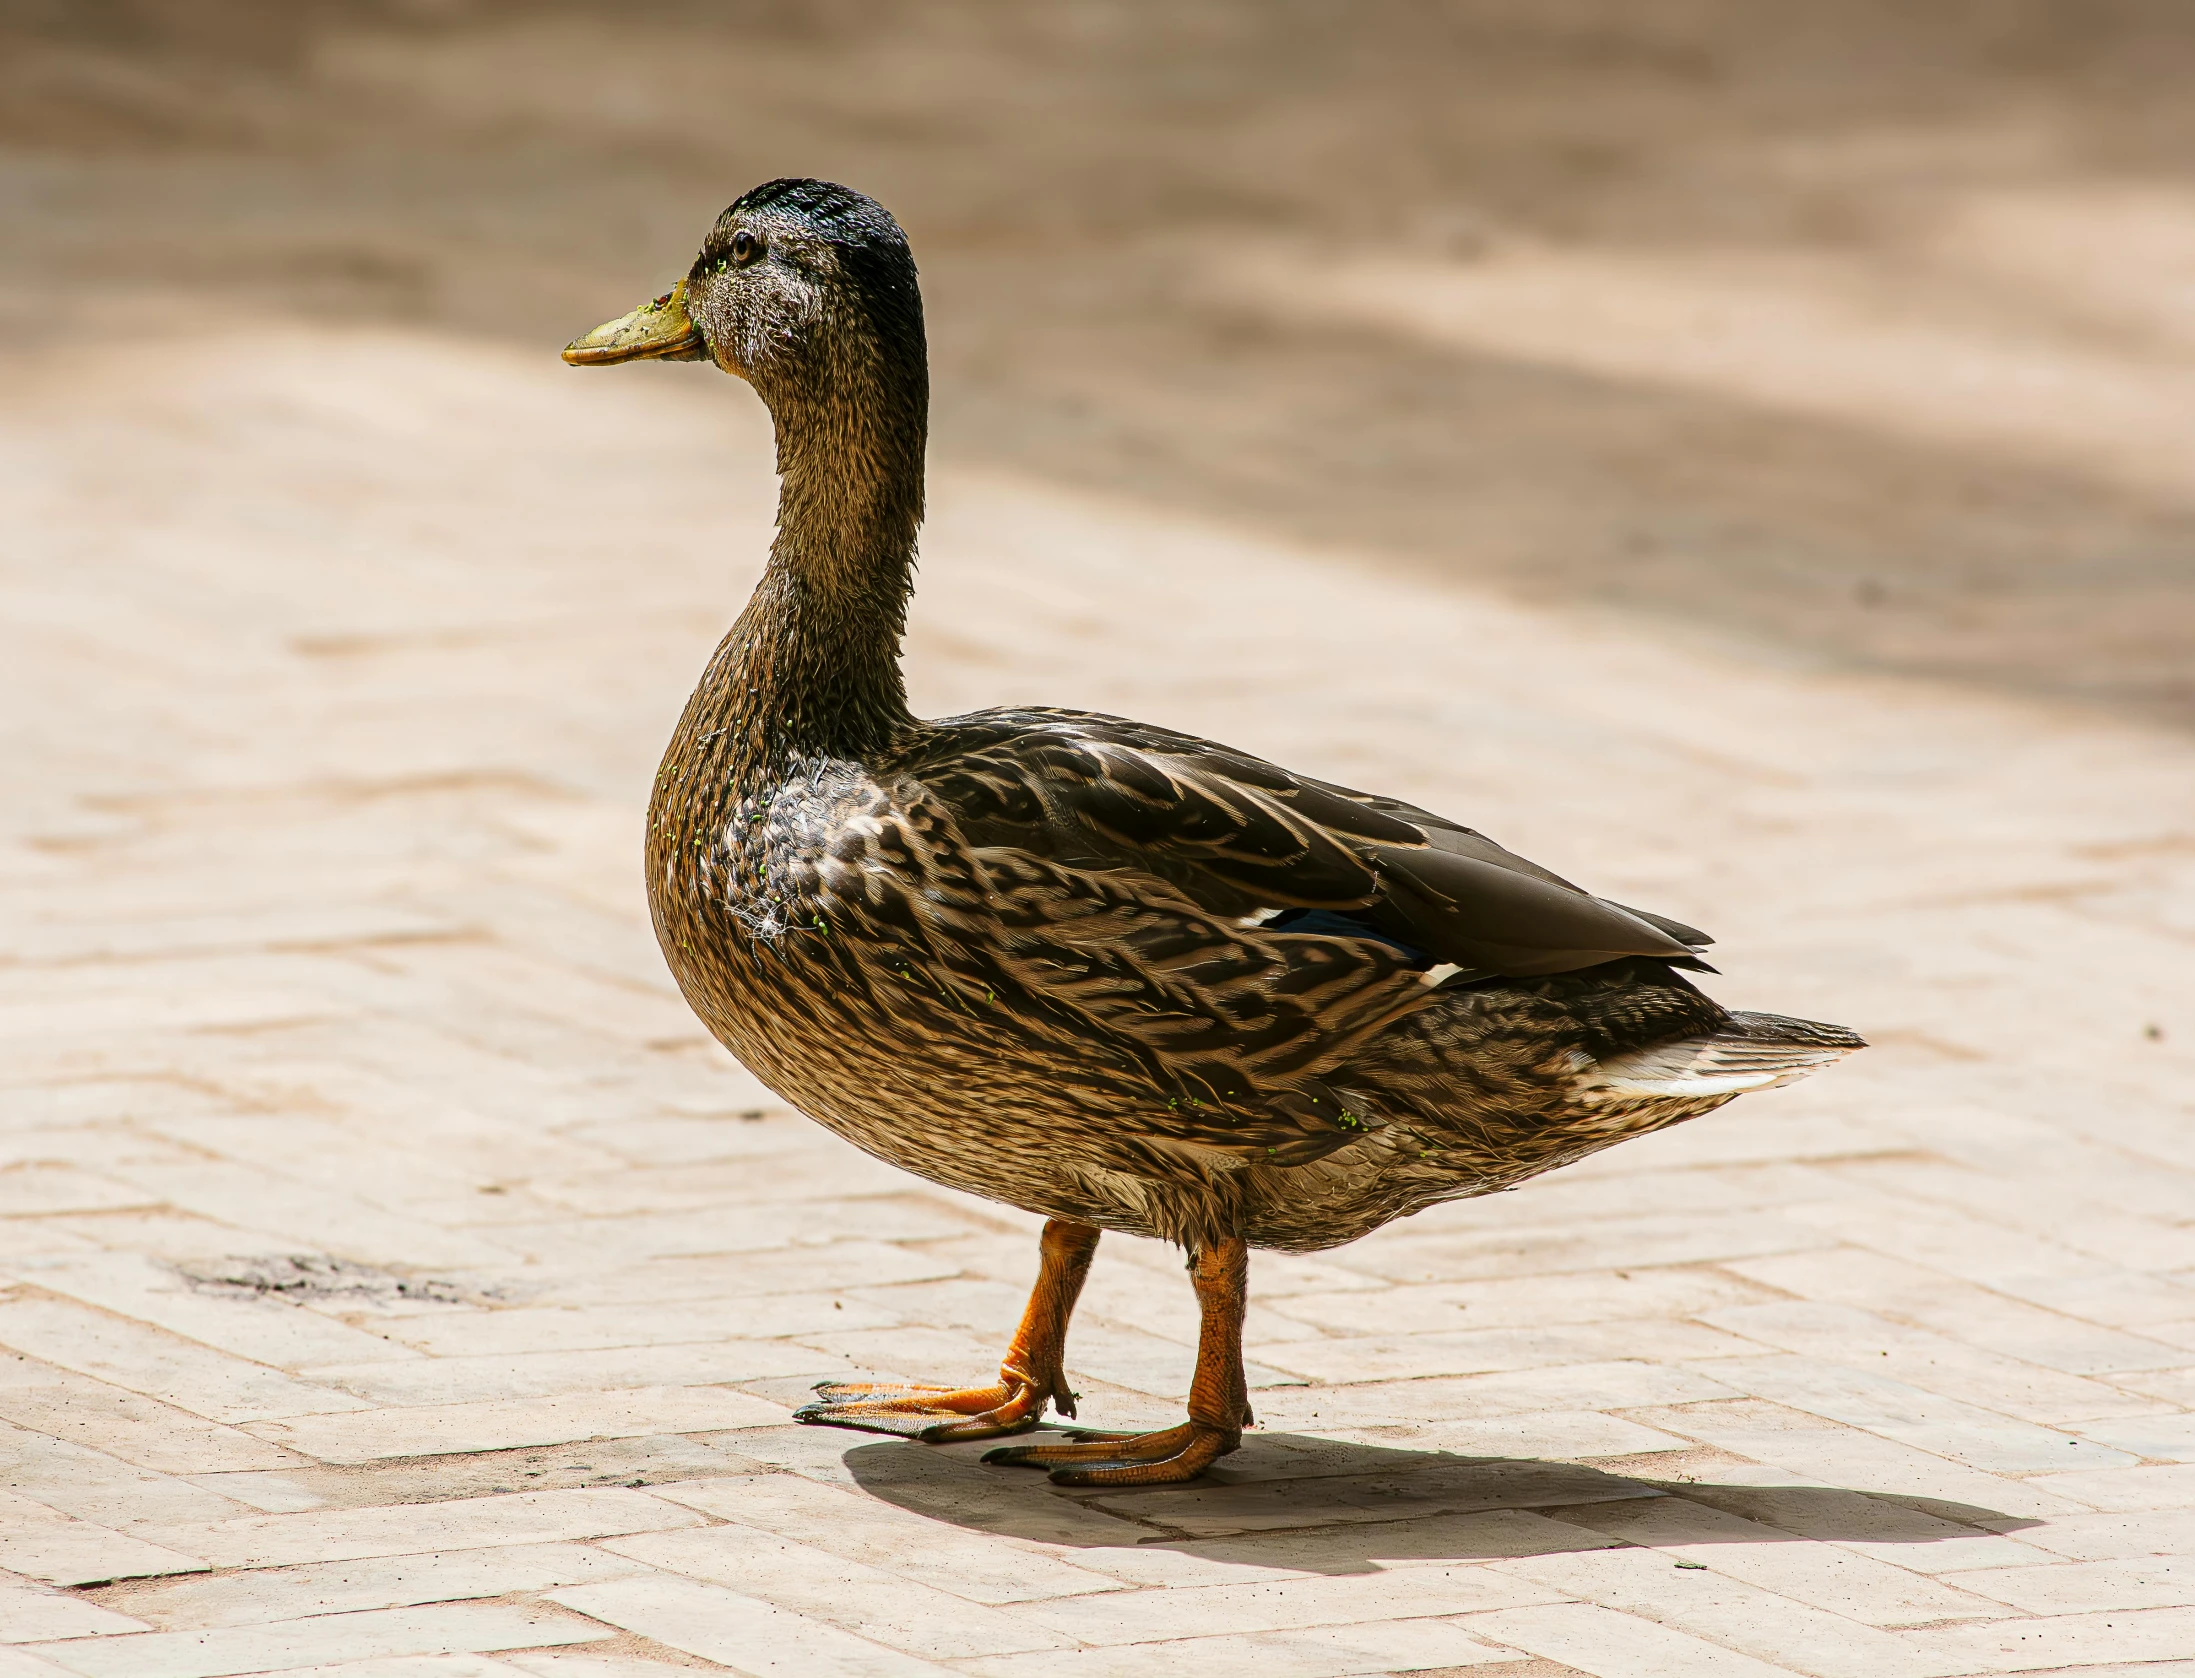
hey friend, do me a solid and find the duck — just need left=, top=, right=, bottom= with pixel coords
left=563, top=178, right=1863, bottom=1487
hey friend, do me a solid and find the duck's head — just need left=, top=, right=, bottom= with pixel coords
left=563, top=178, right=925, bottom=423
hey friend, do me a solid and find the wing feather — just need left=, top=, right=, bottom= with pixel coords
left=909, top=707, right=1710, bottom=976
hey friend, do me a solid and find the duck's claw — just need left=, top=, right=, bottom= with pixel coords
left=793, top=1374, right=1055, bottom=1442
left=982, top=1419, right=1238, bottom=1485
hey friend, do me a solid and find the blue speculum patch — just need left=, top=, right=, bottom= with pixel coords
left=1263, top=908, right=1433, bottom=968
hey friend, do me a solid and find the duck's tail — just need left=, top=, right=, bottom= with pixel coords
left=1579, top=1011, right=1865, bottom=1103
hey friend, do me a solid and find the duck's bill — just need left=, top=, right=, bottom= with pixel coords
left=562, top=281, right=707, bottom=365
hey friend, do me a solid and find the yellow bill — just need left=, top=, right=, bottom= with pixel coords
left=562, top=281, right=707, bottom=366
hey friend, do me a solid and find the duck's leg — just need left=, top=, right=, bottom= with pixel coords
left=984, top=1234, right=1249, bottom=1486
left=795, top=1218, right=1099, bottom=1443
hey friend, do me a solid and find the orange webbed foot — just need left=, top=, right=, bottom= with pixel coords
left=795, top=1219, right=1100, bottom=1444
left=982, top=1419, right=1238, bottom=1485
left=794, top=1373, right=1059, bottom=1443
left=981, top=1234, right=1253, bottom=1486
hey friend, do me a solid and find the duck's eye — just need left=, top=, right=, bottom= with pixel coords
left=730, top=230, right=761, bottom=267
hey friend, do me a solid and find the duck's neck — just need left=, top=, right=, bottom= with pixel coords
left=713, top=374, right=926, bottom=771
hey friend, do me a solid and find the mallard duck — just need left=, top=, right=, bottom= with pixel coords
left=563, top=179, right=1863, bottom=1487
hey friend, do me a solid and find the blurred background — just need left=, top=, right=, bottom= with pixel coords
left=6, top=0, right=2195, bottom=727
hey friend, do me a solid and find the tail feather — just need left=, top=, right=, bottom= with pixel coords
left=1580, top=1011, right=1865, bottom=1102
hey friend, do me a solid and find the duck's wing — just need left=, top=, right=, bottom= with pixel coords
left=881, top=708, right=1713, bottom=1168
left=906, top=707, right=1712, bottom=981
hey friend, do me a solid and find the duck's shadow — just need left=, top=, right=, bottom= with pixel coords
left=840, top=1430, right=2036, bottom=1573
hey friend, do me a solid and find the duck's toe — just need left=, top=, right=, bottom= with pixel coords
left=794, top=1374, right=1053, bottom=1442
left=983, top=1419, right=1237, bottom=1485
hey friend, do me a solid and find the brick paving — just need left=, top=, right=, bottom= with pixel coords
left=3, top=326, right=2195, bottom=1676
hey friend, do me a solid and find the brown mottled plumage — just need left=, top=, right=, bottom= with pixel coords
left=563, top=179, right=1863, bottom=1485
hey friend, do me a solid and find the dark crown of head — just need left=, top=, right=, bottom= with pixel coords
left=727, top=179, right=910, bottom=257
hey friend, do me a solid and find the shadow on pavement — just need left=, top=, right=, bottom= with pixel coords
left=840, top=1432, right=2037, bottom=1574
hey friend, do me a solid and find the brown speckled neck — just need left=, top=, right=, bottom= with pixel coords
left=699, top=254, right=928, bottom=779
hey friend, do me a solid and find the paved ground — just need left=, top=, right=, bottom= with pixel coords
left=3, top=325, right=2194, bottom=1676
left=12, top=2, right=2195, bottom=730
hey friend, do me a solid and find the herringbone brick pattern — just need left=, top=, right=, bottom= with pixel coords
left=4, top=329, right=2194, bottom=1677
